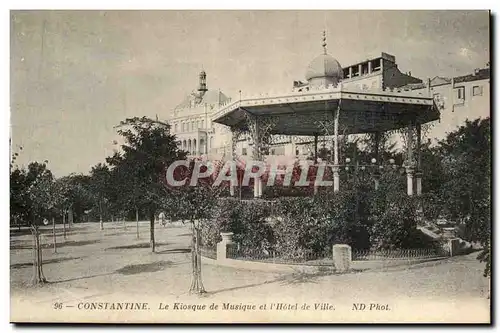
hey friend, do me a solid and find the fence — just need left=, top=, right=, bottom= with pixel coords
left=226, top=246, right=333, bottom=266
left=200, top=245, right=217, bottom=260
left=352, top=248, right=449, bottom=261
left=200, top=232, right=453, bottom=273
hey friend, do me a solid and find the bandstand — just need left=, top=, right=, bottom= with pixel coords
left=211, top=34, right=440, bottom=198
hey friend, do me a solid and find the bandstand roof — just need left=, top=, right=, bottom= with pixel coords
left=211, top=85, right=440, bottom=136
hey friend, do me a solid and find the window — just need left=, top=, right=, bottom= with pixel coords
left=270, top=148, right=275, bottom=155
left=456, top=87, right=465, bottom=100
left=191, top=121, right=195, bottom=131
left=242, top=148, right=247, bottom=156
left=201, top=120, right=204, bottom=128
left=352, top=66, right=360, bottom=77
left=295, top=149, right=300, bottom=156
left=361, top=63, right=369, bottom=75
left=174, top=124, right=178, bottom=132
left=473, top=85, right=483, bottom=96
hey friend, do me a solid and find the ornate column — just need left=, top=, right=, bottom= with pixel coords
left=406, top=167, right=415, bottom=196
left=415, top=123, right=423, bottom=196
left=406, top=121, right=415, bottom=196
left=314, top=135, right=318, bottom=162
left=313, top=134, right=319, bottom=195
left=244, top=112, right=262, bottom=198
left=245, top=113, right=277, bottom=198
left=333, top=105, right=340, bottom=192
left=374, top=131, right=381, bottom=191
left=415, top=172, right=422, bottom=196
left=230, top=128, right=242, bottom=197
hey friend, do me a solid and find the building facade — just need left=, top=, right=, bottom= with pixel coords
left=166, top=50, right=490, bottom=160
left=402, top=67, right=490, bottom=143
left=166, top=70, right=232, bottom=157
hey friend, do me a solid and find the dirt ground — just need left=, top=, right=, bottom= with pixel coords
left=10, top=222, right=490, bottom=323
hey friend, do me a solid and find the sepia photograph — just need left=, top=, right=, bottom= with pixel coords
left=9, top=9, right=491, bottom=323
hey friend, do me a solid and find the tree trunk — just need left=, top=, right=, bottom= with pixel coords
left=196, top=227, right=204, bottom=289
left=189, top=222, right=206, bottom=294
left=31, top=224, right=47, bottom=285
left=123, top=216, right=127, bottom=230
left=31, top=225, right=37, bottom=282
left=99, top=199, right=104, bottom=230
left=149, top=212, right=155, bottom=253
left=189, top=223, right=196, bottom=291
left=52, top=217, right=57, bottom=253
left=68, top=206, right=73, bottom=230
left=136, top=208, right=139, bottom=239
left=62, top=210, right=67, bottom=240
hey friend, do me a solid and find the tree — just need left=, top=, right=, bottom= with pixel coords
left=53, top=176, right=72, bottom=239
left=107, top=117, right=187, bottom=252
left=52, top=174, right=94, bottom=242
left=107, top=157, right=145, bottom=237
left=168, top=159, right=225, bottom=294
left=436, top=118, right=491, bottom=276
left=10, top=165, right=30, bottom=228
left=10, top=161, right=56, bottom=285
left=89, top=163, right=112, bottom=230
left=63, top=174, right=94, bottom=225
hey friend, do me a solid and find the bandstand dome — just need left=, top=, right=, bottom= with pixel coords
left=305, top=53, right=344, bottom=82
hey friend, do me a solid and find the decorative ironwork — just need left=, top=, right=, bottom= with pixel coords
left=394, top=125, right=417, bottom=168
left=243, top=112, right=279, bottom=160
left=230, top=127, right=245, bottom=161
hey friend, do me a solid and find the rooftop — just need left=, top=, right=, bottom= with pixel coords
left=454, top=67, right=490, bottom=83
left=211, top=84, right=439, bottom=136
left=399, top=67, right=490, bottom=90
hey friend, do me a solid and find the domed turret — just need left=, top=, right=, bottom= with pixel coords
left=305, top=31, right=343, bottom=87
left=305, top=54, right=344, bottom=81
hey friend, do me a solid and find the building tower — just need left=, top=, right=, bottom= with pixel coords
left=198, top=70, right=208, bottom=94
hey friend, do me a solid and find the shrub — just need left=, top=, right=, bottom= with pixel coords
left=270, top=189, right=373, bottom=259
left=271, top=197, right=319, bottom=258
left=200, top=198, right=274, bottom=254
left=370, top=191, right=423, bottom=250
left=323, top=188, right=372, bottom=250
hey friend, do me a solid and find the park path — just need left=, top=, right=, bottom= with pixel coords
left=10, top=222, right=490, bottom=323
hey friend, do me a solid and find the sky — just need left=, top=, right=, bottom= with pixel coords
left=10, top=10, right=490, bottom=177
